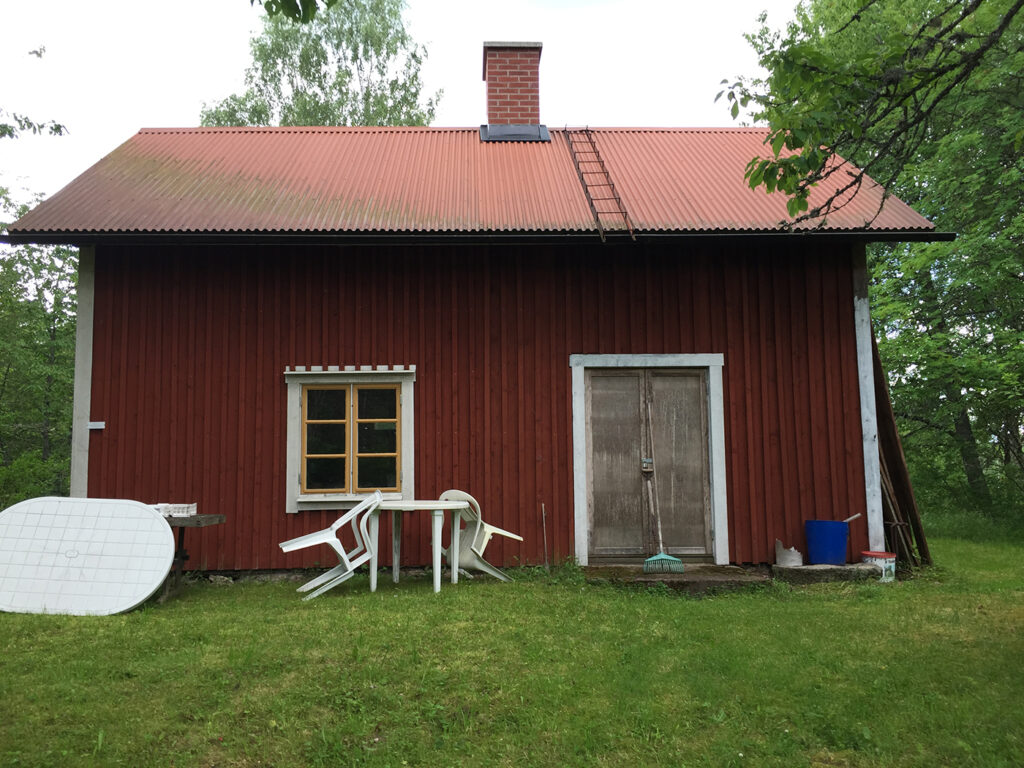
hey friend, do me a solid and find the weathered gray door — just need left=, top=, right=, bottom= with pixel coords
left=587, top=368, right=711, bottom=560
left=587, top=371, right=647, bottom=557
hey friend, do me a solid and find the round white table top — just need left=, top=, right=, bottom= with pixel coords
left=0, top=497, right=174, bottom=615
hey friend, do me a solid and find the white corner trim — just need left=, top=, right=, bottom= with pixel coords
left=569, top=353, right=729, bottom=565
left=570, top=363, right=588, bottom=564
left=70, top=247, right=95, bottom=498
left=284, top=368, right=416, bottom=514
left=853, top=250, right=884, bottom=551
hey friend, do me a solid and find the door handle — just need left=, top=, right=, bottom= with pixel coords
left=641, top=457, right=654, bottom=474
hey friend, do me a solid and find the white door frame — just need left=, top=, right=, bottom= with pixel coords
left=569, top=354, right=729, bottom=565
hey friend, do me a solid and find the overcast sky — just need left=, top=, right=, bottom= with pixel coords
left=1, top=0, right=795, bottom=200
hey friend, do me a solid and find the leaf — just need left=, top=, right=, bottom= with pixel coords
left=786, top=196, right=802, bottom=217
left=746, top=160, right=769, bottom=189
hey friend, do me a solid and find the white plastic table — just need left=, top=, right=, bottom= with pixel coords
left=0, top=496, right=175, bottom=615
left=367, top=500, right=470, bottom=593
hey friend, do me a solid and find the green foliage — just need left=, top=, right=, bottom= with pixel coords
left=922, top=507, right=1024, bottom=544
left=1, top=47, right=66, bottom=140
left=864, top=4, right=1024, bottom=519
left=0, top=189, right=77, bottom=506
left=205, top=0, right=439, bottom=127
left=0, top=450, right=69, bottom=508
left=0, top=111, right=66, bottom=141
left=253, top=0, right=338, bottom=23
left=721, top=0, right=1024, bottom=224
left=728, top=1, right=1024, bottom=522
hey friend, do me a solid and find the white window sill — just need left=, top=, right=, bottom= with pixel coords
left=292, top=492, right=406, bottom=512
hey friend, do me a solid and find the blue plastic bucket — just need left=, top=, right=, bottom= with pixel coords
left=804, top=520, right=848, bottom=565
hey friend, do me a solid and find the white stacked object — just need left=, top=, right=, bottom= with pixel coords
left=153, top=503, right=197, bottom=517
left=0, top=497, right=175, bottom=615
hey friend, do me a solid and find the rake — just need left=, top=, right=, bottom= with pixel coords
left=643, top=400, right=684, bottom=575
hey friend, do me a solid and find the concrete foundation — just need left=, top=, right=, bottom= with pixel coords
left=771, top=562, right=882, bottom=584
left=583, top=564, right=770, bottom=595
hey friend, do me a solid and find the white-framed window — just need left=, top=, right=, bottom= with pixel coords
left=284, top=365, right=416, bottom=513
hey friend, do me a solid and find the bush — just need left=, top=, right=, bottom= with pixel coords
left=921, top=508, right=1024, bottom=544
left=0, top=450, right=69, bottom=509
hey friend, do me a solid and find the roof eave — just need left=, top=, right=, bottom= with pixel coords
left=0, top=229, right=954, bottom=247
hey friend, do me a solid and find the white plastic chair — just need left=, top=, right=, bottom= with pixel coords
left=278, top=491, right=383, bottom=600
left=439, top=489, right=523, bottom=582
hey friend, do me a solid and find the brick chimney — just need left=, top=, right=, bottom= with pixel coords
left=483, top=42, right=542, bottom=125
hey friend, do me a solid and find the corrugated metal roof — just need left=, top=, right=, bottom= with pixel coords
left=594, top=128, right=926, bottom=233
left=8, top=126, right=934, bottom=238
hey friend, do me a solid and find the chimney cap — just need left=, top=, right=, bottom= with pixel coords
left=482, top=41, right=543, bottom=80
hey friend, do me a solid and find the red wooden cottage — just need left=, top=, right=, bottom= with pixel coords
left=5, top=42, right=939, bottom=570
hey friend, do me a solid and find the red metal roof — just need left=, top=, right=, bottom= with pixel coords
left=8, top=126, right=934, bottom=238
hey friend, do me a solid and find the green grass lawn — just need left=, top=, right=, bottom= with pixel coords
left=1, top=534, right=1021, bottom=768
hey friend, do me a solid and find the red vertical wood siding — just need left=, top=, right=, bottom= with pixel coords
left=86, top=240, right=869, bottom=569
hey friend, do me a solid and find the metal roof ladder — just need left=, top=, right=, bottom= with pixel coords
left=567, top=128, right=636, bottom=242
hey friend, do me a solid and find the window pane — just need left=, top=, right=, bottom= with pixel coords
left=358, top=388, right=397, bottom=419
left=307, top=423, right=347, bottom=455
left=358, top=422, right=396, bottom=454
left=307, top=388, right=347, bottom=420
left=306, top=457, right=346, bottom=490
left=358, top=456, right=397, bottom=489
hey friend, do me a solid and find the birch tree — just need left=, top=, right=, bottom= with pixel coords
left=204, top=0, right=438, bottom=127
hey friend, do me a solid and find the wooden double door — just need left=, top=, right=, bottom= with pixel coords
left=587, top=368, right=712, bottom=561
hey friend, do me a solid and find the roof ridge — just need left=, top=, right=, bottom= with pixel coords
left=137, top=126, right=467, bottom=135
left=138, top=125, right=772, bottom=135
left=565, top=126, right=770, bottom=133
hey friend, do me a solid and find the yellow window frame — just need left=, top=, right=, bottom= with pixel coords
left=300, top=383, right=401, bottom=495
left=354, top=384, right=401, bottom=493
left=300, top=384, right=350, bottom=494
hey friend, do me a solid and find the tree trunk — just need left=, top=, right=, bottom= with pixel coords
left=0, top=362, right=11, bottom=466
left=952, top=406, right=991, bottom=512
left=41, top=323, right=56, bottom=463
left=918, top=271, right=993, bottom=512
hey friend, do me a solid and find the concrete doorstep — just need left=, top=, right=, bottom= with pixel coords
left=583, top=564, right=771, bottom=596
left=771, top=562, right=882, bottom=584
left=584, top=561, right=886, bottom=594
